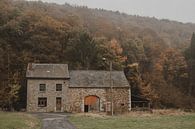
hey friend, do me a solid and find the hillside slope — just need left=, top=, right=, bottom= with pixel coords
left=13, top=0, right=195, bottom=48
left=0, top=0, right=194, bottom=109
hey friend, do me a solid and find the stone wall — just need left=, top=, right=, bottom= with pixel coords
left=67, top=87, right=131, bottom=114
left=27, top=79, right=131, bottom=113
left=66, top=88, right=106, bottom=112
left=106, top=88, right=131, bottom=114
left=27, top=79, right=69, bottom=112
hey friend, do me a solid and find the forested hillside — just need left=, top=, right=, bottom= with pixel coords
left=0, top=0, right=194, bottom=110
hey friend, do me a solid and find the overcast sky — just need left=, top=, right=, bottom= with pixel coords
left=28, top=0, right=195, bottom=23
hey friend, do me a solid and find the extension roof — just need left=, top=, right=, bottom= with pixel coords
left=69, top=70, right=130, bottom=88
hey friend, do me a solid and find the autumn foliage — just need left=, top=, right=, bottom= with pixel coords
left=0, top=0, right=194, bottom=110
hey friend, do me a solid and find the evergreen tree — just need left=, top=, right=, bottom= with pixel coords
left=190, top=33, right=195, bottom=59
left=189, top=33, right=195, bottom=96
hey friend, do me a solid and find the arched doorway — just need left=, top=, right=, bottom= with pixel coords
left=84, top=95, right=100, bottom=112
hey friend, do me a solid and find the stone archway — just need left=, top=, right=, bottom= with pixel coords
left=84, top=95, right=100, bottom=112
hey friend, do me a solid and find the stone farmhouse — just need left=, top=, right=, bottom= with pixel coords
left=26, top=63, right=131, bottom=113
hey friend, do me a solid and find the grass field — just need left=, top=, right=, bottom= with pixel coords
left=69, top=111, right=195, bottom=129
left=0, top=112, right=41, bottom=129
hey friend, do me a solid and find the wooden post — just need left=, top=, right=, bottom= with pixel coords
left=110, top=61, right=113, bottom=116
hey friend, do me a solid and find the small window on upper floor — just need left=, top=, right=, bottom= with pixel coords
left=39, top=84, right=46, bottom=92
left=56, top=84, right=62, bottom=91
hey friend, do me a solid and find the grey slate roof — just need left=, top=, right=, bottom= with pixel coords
left=26, top=63, right=69, bottom=79
left=69, top=70, right=130, bottom=88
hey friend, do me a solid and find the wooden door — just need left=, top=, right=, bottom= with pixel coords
left=84, top=96, right=100, bottom=112
left=56, top=97, right=62, bottom=112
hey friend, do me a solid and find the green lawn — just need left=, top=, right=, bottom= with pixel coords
left=69, top=113, right=195, bottom=129
left=0, top=112, right=41, bottom=129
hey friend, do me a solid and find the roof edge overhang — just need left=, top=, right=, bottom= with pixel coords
left=26, top=77, right=70, bottom=80
left=68, top=86, right=130, bottom=88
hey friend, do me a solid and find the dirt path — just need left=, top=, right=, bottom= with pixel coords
left=32, top=113, right=77, bottom=129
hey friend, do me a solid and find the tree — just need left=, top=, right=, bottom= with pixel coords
left=105, top=38, right=126, bottom=69
left=151, top=48, right=191, bottom=108
left=159, top=49, right=188, bottom=91
left=122, top=38, right=146, bottom=64
left=64, top=30, right=99, bottom=69
left=190, top=33, right=195, bottom=59
left=189, top=33, right=195, bottom=96
left=7, top=72, right=21, bottom=110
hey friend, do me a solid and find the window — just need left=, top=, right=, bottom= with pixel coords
left=38, top=97, right=47, bottom=107
left=56, top=84, right=62, bottom=91
left=39, top=84, right=46, bottom=92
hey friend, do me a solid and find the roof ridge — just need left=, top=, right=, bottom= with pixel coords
left=69, top=70, right=124, bottom=72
